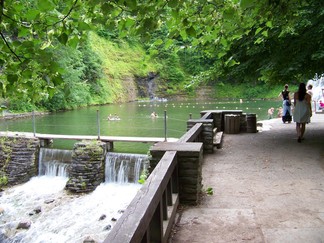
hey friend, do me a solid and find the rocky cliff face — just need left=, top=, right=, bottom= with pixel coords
left=123, top=73, right=214, bottom=102
left=135, top=72, right=160, bottom=99
left=121, top=76, right=139, bottom=102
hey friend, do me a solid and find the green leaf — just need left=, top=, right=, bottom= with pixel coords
left=225, top=57, right=239, bottom=67
left=186, top=26, right=196, bottom=37
left=101, top=2, right=114, bottom=13
left=40, top=41, right=52, bottom=50
left=180, top=29, right=187, bottom=40
left=57, top=33, right=69, bottom=45
left=78, top=22, right=91, bottom=31
left=165, top=39, right=174, bottom=49
left=125, top=18, right=135, bottom=28
left=22, top=70, right=33, bottom=79
left=153, top=39, right=164, bottom=46
left=37, top=0, right=56, bottom=11
left=255, top=27, right=263, bottom=35
left=223, top=8, right=235, bottom=20
left=126, top=1, right=137, bottom=9
left=47, top=87, right=56, bottom=98
left=206, top=187, right=213, bottom=195
left=68, top=36, right=79, bottom=49
left=240, top=0, right=255, bottom=9
left=52, top=75, right=64, bottom=86
left=25, top=9, right=40, bottom=21
left=119, top=30, right=128, bottom=38
left=261, top=30, right=268, bottom=37
left=168, top=0, right=179, bottom=8
left=12, top=2, right=24, bottom=12
left=218, top=52, right=227, bottom=58
left=18, top=28, right=31, bottom=38
left=149, top=49, right=159, bottom=56
left=266, top=21, right=273, bottom=28
left=220, top=38, right=228, bottom=47
left=7, top=74, right=18, bottom=84
left=254, top=37, right=263, bottom=44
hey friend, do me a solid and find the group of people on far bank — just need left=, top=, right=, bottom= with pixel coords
left=278, top=83, right=312, bottom=143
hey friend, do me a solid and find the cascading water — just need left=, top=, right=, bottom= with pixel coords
left=148, top=78, right=155, bottom=100
left=0, top=150, right=143, bottom=242
left=38, top=148, right=72, bottom=177
left=105, top=152, right=149, bottom=183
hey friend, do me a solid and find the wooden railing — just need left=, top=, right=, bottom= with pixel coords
left=104, top=120, right=205, bottom=243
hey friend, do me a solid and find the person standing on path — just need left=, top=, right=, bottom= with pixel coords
left=280, top=84, right=292, bottom=123
left=293, top=82, right=312, bottom=143
left=307, top=84, right=314, bottom=122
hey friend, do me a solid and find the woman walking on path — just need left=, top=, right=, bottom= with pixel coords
left=293, top=83, right=312, bottom=143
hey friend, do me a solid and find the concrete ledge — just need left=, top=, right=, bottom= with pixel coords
left=151, top=142, right=203, bottom=153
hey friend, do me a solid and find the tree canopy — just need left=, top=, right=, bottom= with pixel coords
left=1, top=0, right=323, bottom=102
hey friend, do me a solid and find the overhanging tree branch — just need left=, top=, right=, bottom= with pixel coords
left=52, top=0, right=78, bottom=26
left=0, top=31, right=22, bottom=62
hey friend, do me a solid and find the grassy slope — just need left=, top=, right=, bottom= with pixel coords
left=214, top=82, right=283, bottom=99
left=88, top=32, right=157, bottom=103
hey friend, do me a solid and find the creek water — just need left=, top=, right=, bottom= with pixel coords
left=0, top=99, right=282, bottom=153
left=105, top=152, right=149, bottom=183
left=0, top=150, right=146, bottom=243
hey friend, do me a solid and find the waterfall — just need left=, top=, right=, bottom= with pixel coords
left=38, top=148, right=72, bottom=177
left=105, top=152, right=149, bottom=183
left=148, top=78, right=155, bottom=100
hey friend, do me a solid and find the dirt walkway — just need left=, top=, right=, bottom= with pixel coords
left=170, top=113, right=324, bottom=243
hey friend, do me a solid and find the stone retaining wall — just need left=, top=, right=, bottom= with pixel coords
left=187, top=120, right=214, bottom=154
left=0, top=136, right=39, bottom=186
left=149, top=142, right=203, bottom=205
left=65, top=141, right=106, bottom=193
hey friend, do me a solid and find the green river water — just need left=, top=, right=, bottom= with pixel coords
left=0, top=99, right=281, bottom=153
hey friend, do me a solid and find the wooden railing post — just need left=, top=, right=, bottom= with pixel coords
left=167, top=181, right=173, bottom=206
left=33, top=110, right=36, bottom=136
left=97, top=109, right=100, bottom=140
left=150, top=202, right=163, bottom=242
left=164, top=110, right=167, bottom=142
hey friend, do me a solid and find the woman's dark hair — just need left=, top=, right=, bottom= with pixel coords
left=298, top=83, right=306, bottom=101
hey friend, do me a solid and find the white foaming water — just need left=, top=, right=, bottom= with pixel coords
left=38, top=148, right=72, bottom=177
left=0, top=177, right=141, bottom=243
left=105, top=152, right=149, bottom=183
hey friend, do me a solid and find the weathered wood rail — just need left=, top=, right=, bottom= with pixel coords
left=0, top=131, right=178, bottom=150
left=0, top=131, right=177, bottom=143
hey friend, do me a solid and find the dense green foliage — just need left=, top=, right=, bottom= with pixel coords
left=214, top=82, right=282, bottom=99
left=8, top=32, right=158, bottom=111
left=1, top=0, right=323, bottom=111
left=214, top=0, right=324, bottom=84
